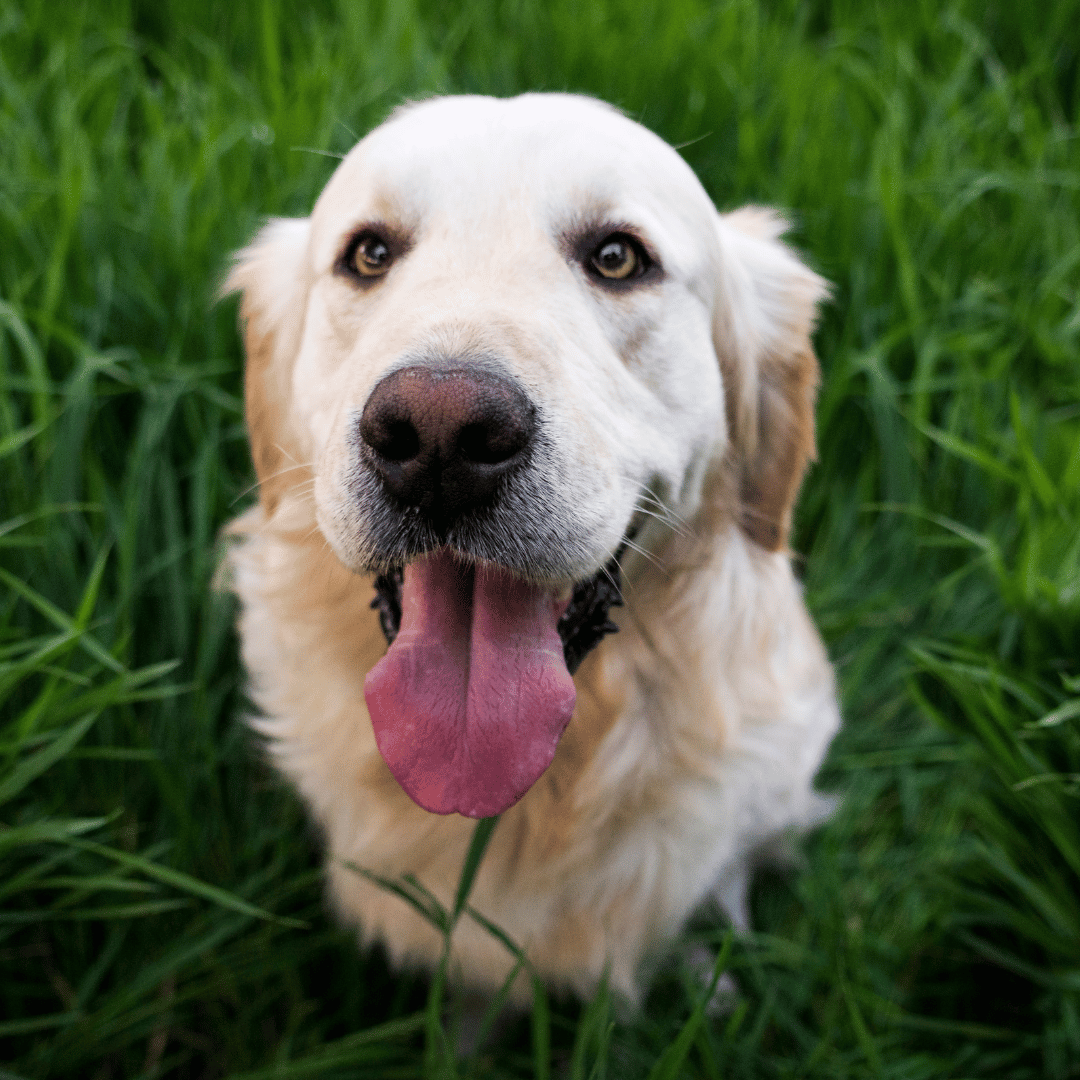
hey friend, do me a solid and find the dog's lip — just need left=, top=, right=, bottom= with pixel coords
left=370, top=541, right=627, bottom=675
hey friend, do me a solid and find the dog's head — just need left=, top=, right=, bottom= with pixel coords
left=226, top=94, right=826, bottom=818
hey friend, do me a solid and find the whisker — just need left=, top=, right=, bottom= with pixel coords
left=633, top=500, right=691, bottom=539
left=598, top=560, right=621, bottom=595
left=231, top=458, right=316, bottom=506
left=290, top=145, right=346, bottom=160
left=633, top=502, right=690, bottom=537
left=620, top=536, right=665, bottom=573
left=638, top=485, right=691, bottom=529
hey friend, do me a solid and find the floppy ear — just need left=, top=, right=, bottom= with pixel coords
left=221, top=217, right=312, bottom=516
left=712, top=207, right=828, bottom=551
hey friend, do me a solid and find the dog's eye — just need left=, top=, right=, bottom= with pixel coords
left=346, top=233, right=393, bottom=278
left=589, top=235, right=646, bottom=281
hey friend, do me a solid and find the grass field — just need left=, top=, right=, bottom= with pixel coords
left=2, top=0, right=1079, bottom=1076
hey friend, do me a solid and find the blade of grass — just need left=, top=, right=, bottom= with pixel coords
left=67, top=839, right=307, bottom=927
left=225, top=1011, right=426, bottom=1079
left=646, top=931, right=733, bottom=1080
left=531, top=974, right=551, bottom=1080
left=451, top=814, right=499, bottom=921
left=343, top=862, right=449, bottom=933
left=0, top=711, right=98, bottom=805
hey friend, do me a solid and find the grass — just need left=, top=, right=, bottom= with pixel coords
left=1, top=0, right=1078, bottom=1075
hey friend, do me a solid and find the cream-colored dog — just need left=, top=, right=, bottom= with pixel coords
left=224, top=93, right=839, bottom=1002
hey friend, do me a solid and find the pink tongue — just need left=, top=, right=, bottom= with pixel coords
left=364, top=550, right=576, bottom=818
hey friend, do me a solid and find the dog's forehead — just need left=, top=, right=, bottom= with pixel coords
left=310, top=95, right=714, bottom=265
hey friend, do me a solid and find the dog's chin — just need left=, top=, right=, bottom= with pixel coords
left=361, top=544, right=625, bottom=820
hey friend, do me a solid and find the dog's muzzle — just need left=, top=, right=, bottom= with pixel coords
left=354, top=360, right=637, bottom=816
left=359, top=362, right=628, bottom=674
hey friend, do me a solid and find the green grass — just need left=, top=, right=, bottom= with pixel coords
left=1, top=0, right=1078, bottom=1075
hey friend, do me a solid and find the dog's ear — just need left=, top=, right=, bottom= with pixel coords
left=221, top=217, right=312, bottom=516
left=712, top=207, right=828, bottom=551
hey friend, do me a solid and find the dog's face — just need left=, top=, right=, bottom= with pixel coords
left=292, top=94, right=727, bottom=580
left=228, top=94, right=825, bottom=820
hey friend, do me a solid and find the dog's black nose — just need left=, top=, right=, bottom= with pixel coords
left=359, top=363, right=536, bottom=522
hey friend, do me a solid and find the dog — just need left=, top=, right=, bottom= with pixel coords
left=223, top=93, right=840, bottom=1003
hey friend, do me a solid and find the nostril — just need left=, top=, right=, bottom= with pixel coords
left=380, top=420, right=420, bottom=462
left=359, top=412, right=421, bottom=463
left=457, top=420, right=527, bottom=465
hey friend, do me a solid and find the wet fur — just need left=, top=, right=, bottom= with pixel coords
left=223, top=95, right=840, bottom=1003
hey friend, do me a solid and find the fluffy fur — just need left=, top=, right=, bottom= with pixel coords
left=223, top=93, right=839, bottom=1002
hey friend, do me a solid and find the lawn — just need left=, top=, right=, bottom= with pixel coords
left=2, top=0, right=1079, bottom=1076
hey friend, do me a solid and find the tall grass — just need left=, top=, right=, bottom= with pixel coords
left=1, top=0, right=1078, bottom=1075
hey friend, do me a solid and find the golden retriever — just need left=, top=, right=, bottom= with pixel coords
left=223, top=93, right=839, bottom=1003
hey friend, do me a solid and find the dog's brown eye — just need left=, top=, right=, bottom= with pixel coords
left=589, top=235, right=645, bottom=281
left=348, top=234, right=392, bottom=277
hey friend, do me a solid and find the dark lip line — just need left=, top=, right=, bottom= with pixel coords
left=369, top=533, right=632, bottom=675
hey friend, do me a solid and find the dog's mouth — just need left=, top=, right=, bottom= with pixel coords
left=364, top=548, right=625, bottom=819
